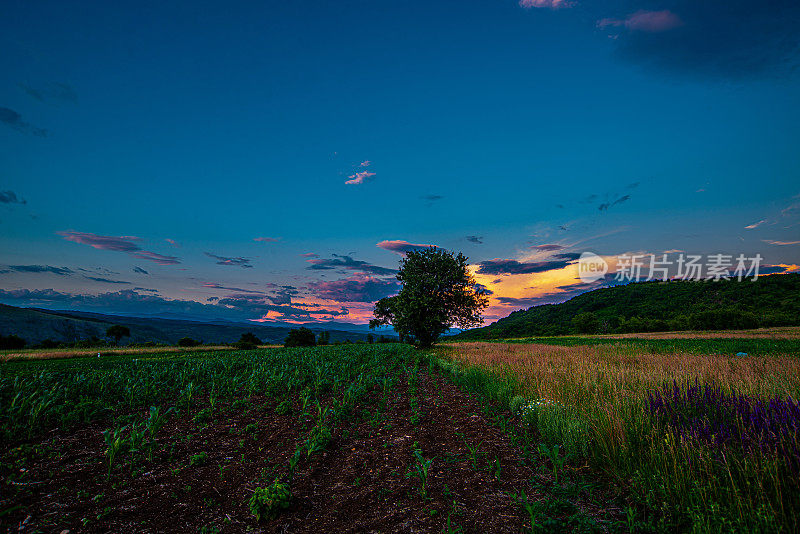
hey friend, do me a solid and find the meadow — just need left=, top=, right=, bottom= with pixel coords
left=0, top=338, right=798, bottom=532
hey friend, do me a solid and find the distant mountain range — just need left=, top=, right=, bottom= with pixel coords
left=455, top=273, right=800, bottom=340
left=0, top=304, right=390, bottom=346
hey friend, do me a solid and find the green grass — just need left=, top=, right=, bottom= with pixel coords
left=498, top=336, right=800, bottom=356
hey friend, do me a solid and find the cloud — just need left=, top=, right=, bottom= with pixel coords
left=476, top=256, right=576, bottom=275
left=376, top=240, right=436, bottom=255
left=5, top=265, right=73, bottom=276
left=309, top=275, right=399, bottom=303
left=205, top=252, right=253, bottom=268
left=532, top=243, right=564, bottom=251
left=300, top=252, right=320, bottom=258
left=165, top=238, right=180, bottom=247
left=345, top=171, right=376, bottom=185
left=598, top=10, right=683, bottom=33
left=306, top=254, right=396, bottom=275
left=359, top=160, right=371, bottom=167
left=421, top=194, right=444, bottom=202
left=466, top=236, right=484, bottom=244
left=745, top=219, right=768, bottom=229
left=519, top=0, right=571, bottom=9
left=601, top=0, right=800, bottom=78
left=598, top=194, right=630, bottom=211
left=762, top=239, right=800, bottom=246
left=254, top=237, right=280, bottom=243
left=18, top=82, right=78, bottom=104
left=83, top=276, right=131, bottom=284
left=130, top=251, right=181, bottom=265
left=495, top=295, right=552, bottom=308
left=202, top=283, right=265, bottom=295
left=133, top=266, right=149, bottom=275
left=58, top=231, right=142, bottom=252
left=0, top=191, right=26, bottom=205
left=58, top=230, right=182, bottom=265
left=0, top=107, right=48, bottom=136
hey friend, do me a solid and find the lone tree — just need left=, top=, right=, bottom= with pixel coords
left=369, top=247, right=489, bottom=348
left=106, top=324, right=131, bottom=345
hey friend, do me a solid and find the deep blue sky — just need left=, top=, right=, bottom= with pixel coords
left=1, top=0, right=799, bottom=324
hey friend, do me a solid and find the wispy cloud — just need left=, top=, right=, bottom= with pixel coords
left=420, top=194, right=444, bottom=203
left=0, top=191, right=26, bottom=205
left=762, top=239, right=800, bottom=246
left=745, top=219, right=768, bottom=230
left=598, top=194, right=631, bottom=211
left=58, top=231, right=182, bottom=265
left=532, top=243, right=564, bottom=251
left=466, top=235, right=484, bottom=244
left=4, top=265, right=73, bottom=276
left=0, top=107, right=48, bottom=136
left=133, top=266, right=149, bottom=275
left=58, top=231, right=142, bottom=252
left=130, top=251, right=181, bottom=265
left=519, top=0, right=571, bottom=9
left=202, top=282, right=264, bottom=294
left=165, top=238, right=180, bottom=247
left=300, top=252, right=320, bottom=258
left=306, top=254, right=396, bottom=275
left=345, top=171, right=376, bottom=185
left=18, top=82, right=78, bottom=104
left=476, top=255, right=578, bottom=275
left=359, top=160, right=371, bottom=167
left=205, top=252, right=253, bottom=268
left=598, top=10, right=683, bottom=33
left=376, top=240, right=436, bottom=255
left=254, top=237, right=280, bottom=243
left=83, top=276, right=131, bottom=284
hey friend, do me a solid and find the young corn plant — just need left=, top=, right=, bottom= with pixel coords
left=406, top=448, right=434, bottom=499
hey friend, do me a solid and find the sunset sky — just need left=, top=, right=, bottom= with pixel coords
left=1, top=0, right=799, bottom=326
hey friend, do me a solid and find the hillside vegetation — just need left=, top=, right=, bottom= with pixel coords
left=456, top=273, right=800, bottom=339
left=0, top=304, right=378, bottom=347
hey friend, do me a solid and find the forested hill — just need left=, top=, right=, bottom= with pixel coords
left=455, top=273, right=800, bottom=339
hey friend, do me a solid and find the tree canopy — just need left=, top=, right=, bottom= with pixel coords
left=370, top=247, right=489, bottom=348
left=106, top=324, right=131, bottom=345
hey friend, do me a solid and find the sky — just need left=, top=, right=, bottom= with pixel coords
left=1, top=0, right=799, bottom=326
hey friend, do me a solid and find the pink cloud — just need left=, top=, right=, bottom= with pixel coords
left=130, top=251, right=181, bottom=265
left=57, top=231, right=141, bottom=252
left=165, top=238, right=180, bottom=247
left=762, top=239, right=800, bottom=246
left=345, top=171, right=376, bottom=185
left=359, top=160, right=371, bottom=167
left=300, top=252, right=320, bottom=258
left=598, top=10, right=682, bottom=33
left=377, top=240, right=436, bottom=254
left=519, top=0, right=570, bottom=9
left=254, top=237, right=280, bottom=243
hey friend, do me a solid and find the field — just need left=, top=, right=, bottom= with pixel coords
left=1, top=338, right=798, bottom=533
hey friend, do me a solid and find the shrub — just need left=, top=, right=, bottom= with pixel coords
left=232, top=341, right=257, bottom=350
left=193, top=407, right=212, bottom=424
left=284, top=327, right=316, bottom=348
left=249, top=481, right=291, bottom=521
left=177, top=337, right=201, bottom=347
left=189, top=452, right=209, bottom=466
left=275, top=399, right=292, bottom=415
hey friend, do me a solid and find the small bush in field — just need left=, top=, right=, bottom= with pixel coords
left=190, top=452, right=209, bottom=466
left=275, top=399, right=292, bottom=415
left=193, top=407, right=212, bottom=424
left=249, top=480, right=291, bottom=521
